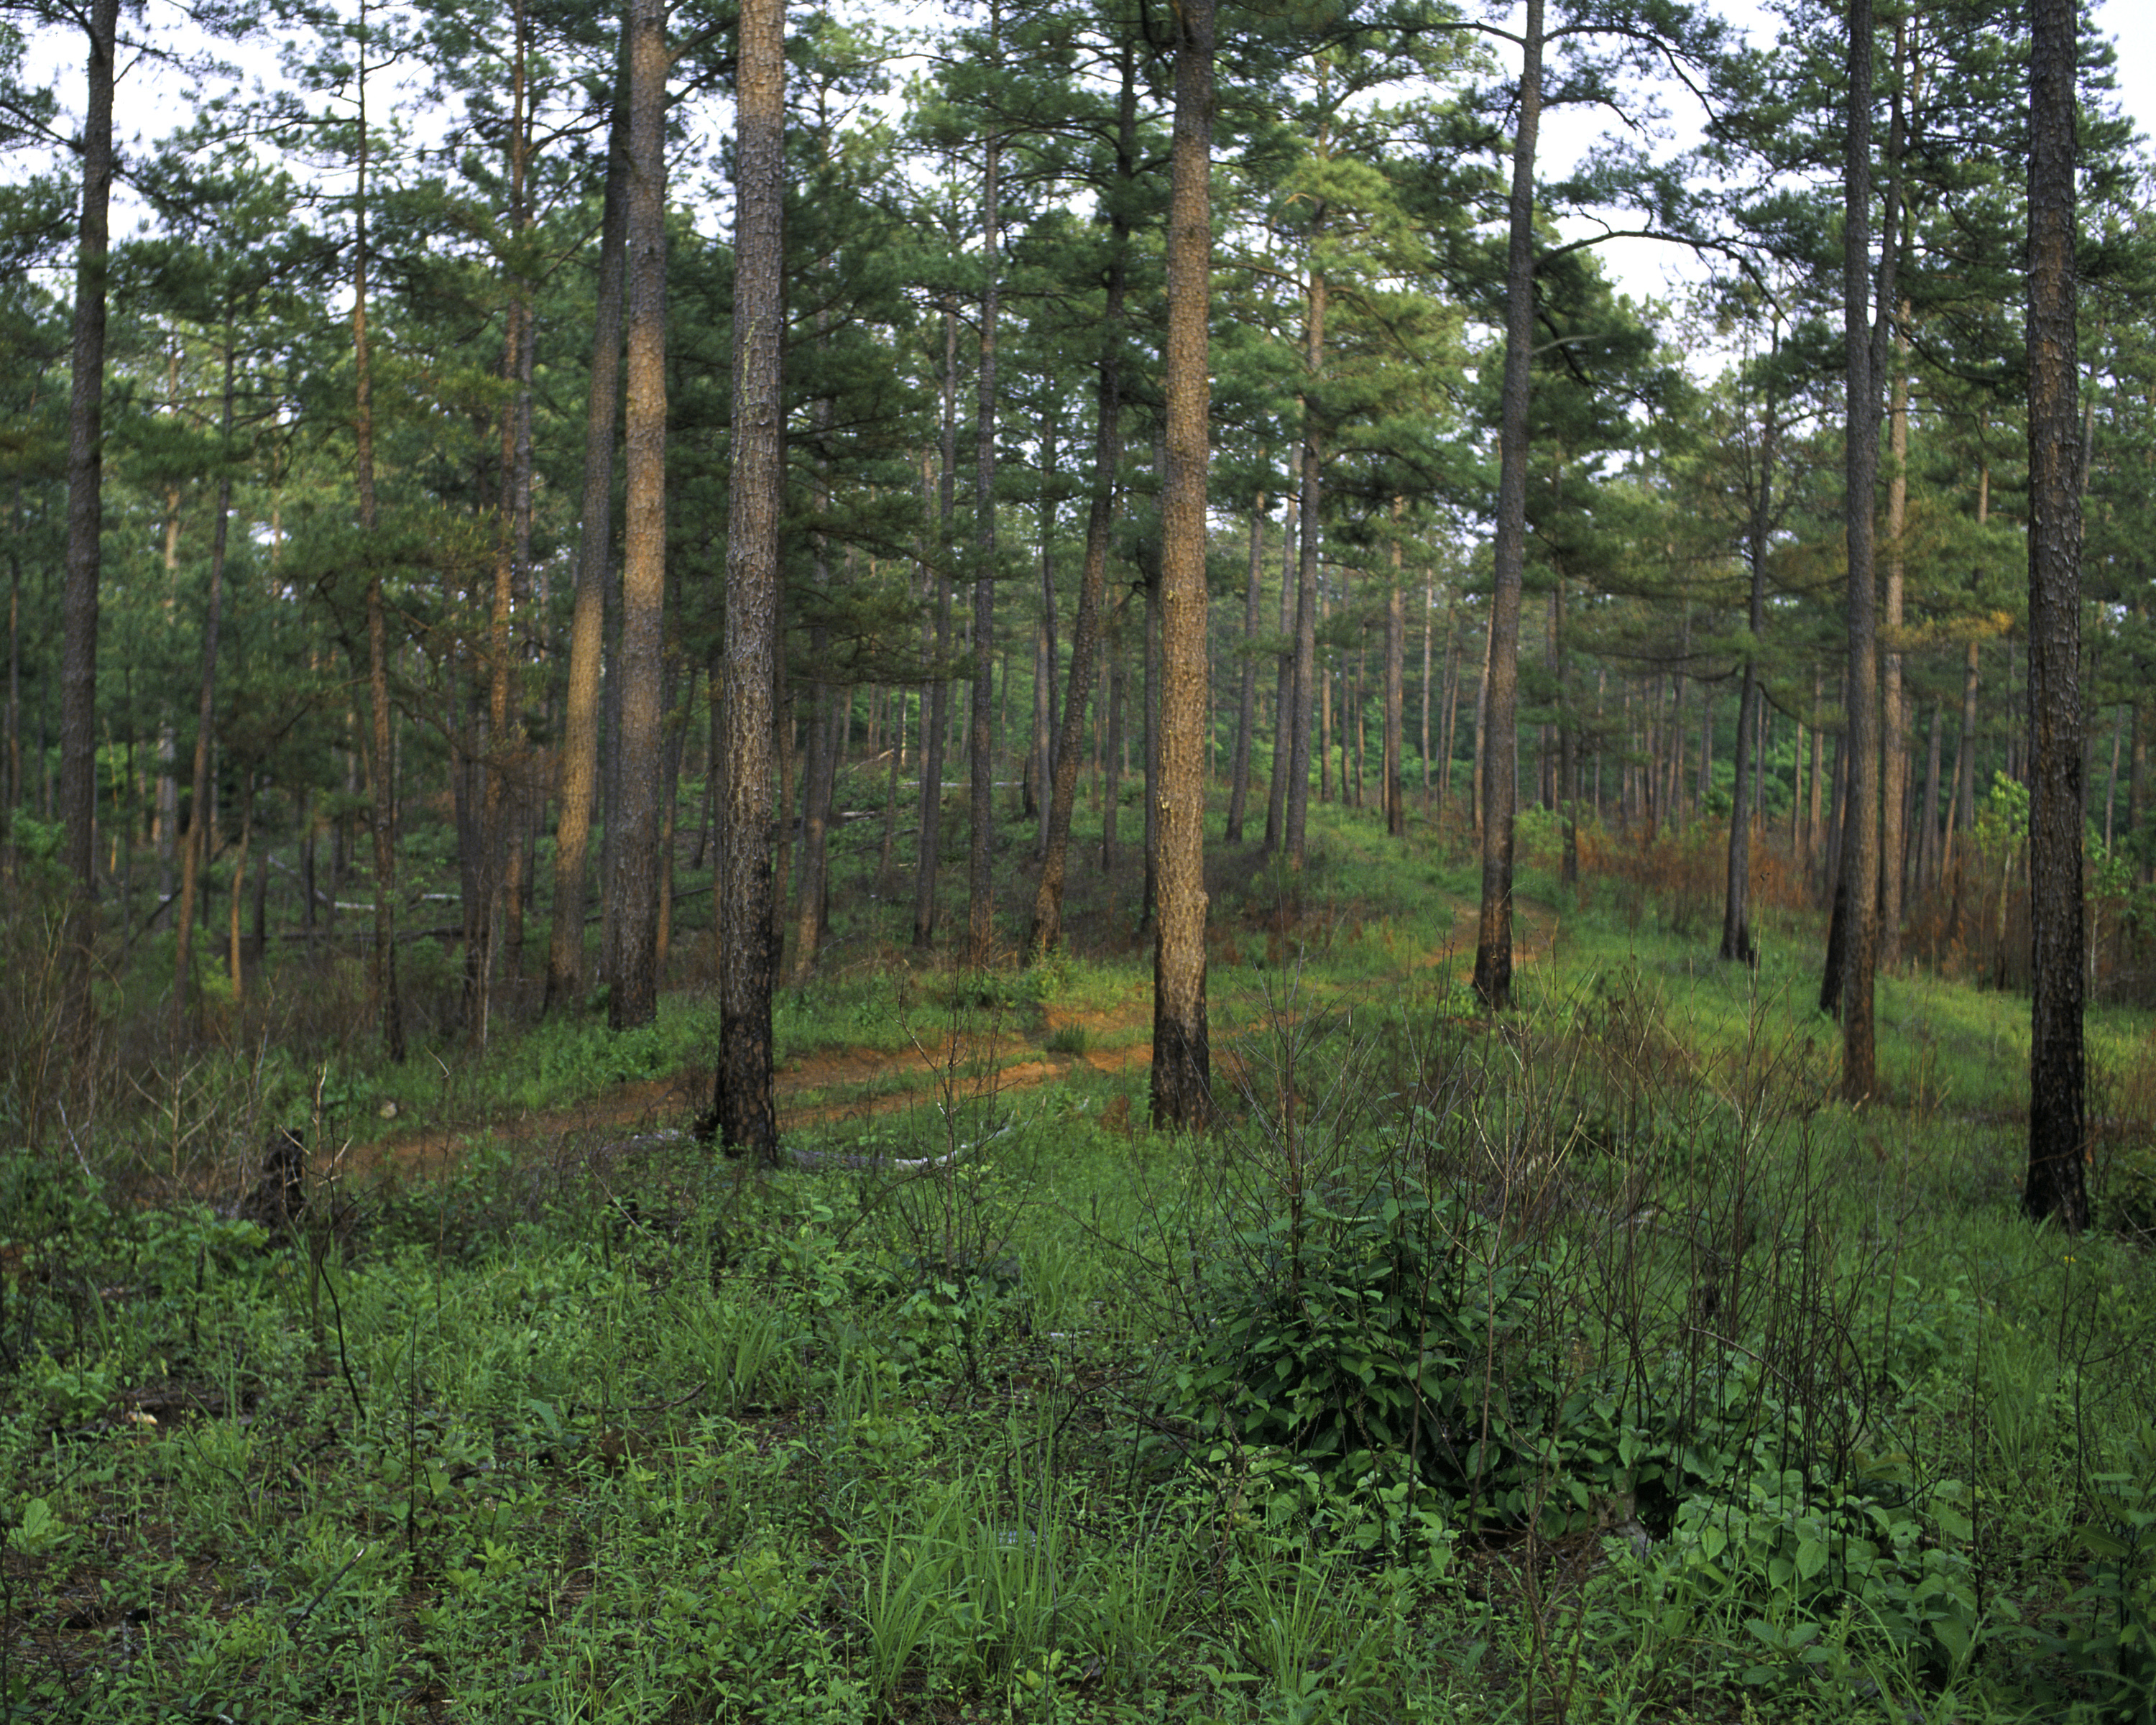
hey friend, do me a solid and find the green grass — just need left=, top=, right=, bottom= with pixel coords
left=12, top=798, right=2156, bottom=1721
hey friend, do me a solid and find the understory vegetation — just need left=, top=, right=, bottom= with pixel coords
left=7, top=801, right=2156, bottom=1723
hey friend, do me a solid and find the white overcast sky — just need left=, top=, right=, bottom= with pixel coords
left=19, top=0, right=2156, bottom=324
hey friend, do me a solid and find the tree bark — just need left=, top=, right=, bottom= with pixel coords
left=968, top=27, right=1003, bottom=972
left=1226, top=493, right=1263, bottom=842
left=1473, top=0, right=1541, bottom=1011
left=2023, top=0, right=2087, bottom=1229
left=1879, top=314, right=1910, bottom=970
left=545, top=49, right=630, bottom=1016
left=1029, top=43, right=1133, bottom=953
left=60, top=0, right=120, bottom=1045
left=1829, top=0, right=1889, bottom=1100
left=1263, top=492, right=1296, bottom=852
left=173, top=333, right=235, bottom=1036
left=1384, top=500, right=1405, bottom=838
left=915, top=321, right=959, bottom=949
left=1285, top=312, right=1324, bottom=871
left=1722, top=381, right=1774, bottom=965
left=352, top=1, right=404, bottom=1062
left=606, top=0, right=668, bottom=1032
left=1151, top=0, right=1214, bottom=1130
left=712, top=0, right=783, bottom=1160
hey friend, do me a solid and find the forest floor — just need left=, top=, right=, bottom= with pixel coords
left=351, top=891, right=1562, bottom=1185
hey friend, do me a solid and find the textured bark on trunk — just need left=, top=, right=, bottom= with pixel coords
left=1226, top=494, right=1263, bottom=843
left=1141, top=561, right=1159, bottom=934
left=606, top=0, right=668, bottom=1032
left=2023, top=0, right=2088, bottom=1230
left=173, top=336, right=235, bottom=1036
left=351, top=2, right=404, bottom=1062
left=1151, top=0, right=1214, bottom=1131
left=1879, top=317, right=1910, bottom=970
left=1832, top=0, right=1887, bottom=1100
left=968, top=29, right=1003, bottom=971
left=1384, top=501, right=1405, bottom=839
left=1263, top=493, right=1296, bottom=852
left=1722, top=387, right=1774, bottom=965
left=1028, top=50, right=1133, bottom=954
left=545, top=51, right=630, bottom=1015
left=1284, top=332, right=1323, bottom=869
left=915, top=322, right=959, bottom=949
left=1473, top=0, right=1541, bottom=1012
left=1101, top=598, right=1124, bottom=869
left=60, top=0, right=119, bottom=1045
left=464, top=0, right=533, bottom=1048
left=712, top=0, right=783, bottom=1160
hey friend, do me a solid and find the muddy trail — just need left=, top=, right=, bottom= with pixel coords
left=356, top=896, right=1557, bottom=1181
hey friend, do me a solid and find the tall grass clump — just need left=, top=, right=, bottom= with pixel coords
left=1158, top=963, right=1992, bottom=1714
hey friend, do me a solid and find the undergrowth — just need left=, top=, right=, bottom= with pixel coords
left=6, top=960, right=2156, bottom=1724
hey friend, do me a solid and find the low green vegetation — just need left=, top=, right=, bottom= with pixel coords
left=9, top=805, right=2156, bottom=1721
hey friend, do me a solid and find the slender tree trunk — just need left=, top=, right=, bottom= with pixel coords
left=1722, top=381, right=1774, bottom=965
left=1031, top=438, right=1054, bottom=851
left=226, top=777, right=252, bottom=1002
left=1879, top=314, right=1910, bottom=969
left=1473, top=0, right=1542, bottom=1011
left=1286, top=308, right=1324, bottom=870
left=1226, top=493, right=1264, bottom=842
left=172, top=336, right=235, bottom=1036
left=968, top=32, right=1003, bottom=970
left=1151, top=0, right=1215, bottom=1127
left=1917, top=698, right=1943, bottom=892
left=1141, top=561, right=1159, bottom=934
left=1384, top=500, right=1405, bottom=838
left=2023, top=0, right=2087, bottom=1228
left=1829, top=0, right=1894, bottom=1099
left=545, top=50, right=630, bottom=1015
left=1102, top=597, right=1125, bottom=869
left=606, top=0, right=668, bottom=1032
left=1421, top=581, right=1434, bottom=801
left=711, top=0, right=784, bottom=1160
left=915, top=322, right=959, bottom=949
left=1030, top=49, right=1133, bottom=952
left=351, top=2, right=404, bottom=1062
left=1263, top=492, right=1296, bottom=852
left=59, top=0, right=120, bottom=1045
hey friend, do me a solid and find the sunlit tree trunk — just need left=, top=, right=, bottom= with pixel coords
left=545, top=44, right=629, bottom=1016
left=1151, top=0, right=1214, bottom=1129
left=605, top=0, right=668, bottom=1031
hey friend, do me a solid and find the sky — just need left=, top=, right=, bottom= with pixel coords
left=18, top=0, right=2156, bottom=332
left=1526, top=0, right=2155, bottom=313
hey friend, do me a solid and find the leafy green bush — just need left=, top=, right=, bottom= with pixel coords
left=1171, top=1182, right=1564, bottom=1515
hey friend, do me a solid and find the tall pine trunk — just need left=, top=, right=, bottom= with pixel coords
left=712, top=0, right=784, bottom=1159
left=1473, top=0, right=1542, bottom=1011
left=605, top=0, right=668, bottom=1031
left=353, top=0, right=404, bottom=1062
left=545, top=42, right=630, bottom=1015
left=2023, top=0, right=2087, bottom=1228
left=1226, top=494, right=1263, bottom=843
left=968, top=44, right=1003, bottom=972
left=1027, top=42, right=1132, bottom=954
left=60, top=0, right=120, bottom=1047
left=1151, top=0, right=1214, bottom=1129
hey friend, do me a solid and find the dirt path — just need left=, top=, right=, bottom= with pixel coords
left=361, top=891, right=1555, bottom=1175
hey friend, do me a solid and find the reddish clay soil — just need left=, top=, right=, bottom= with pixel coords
left=351, top=896, right=1551, bottom=1179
